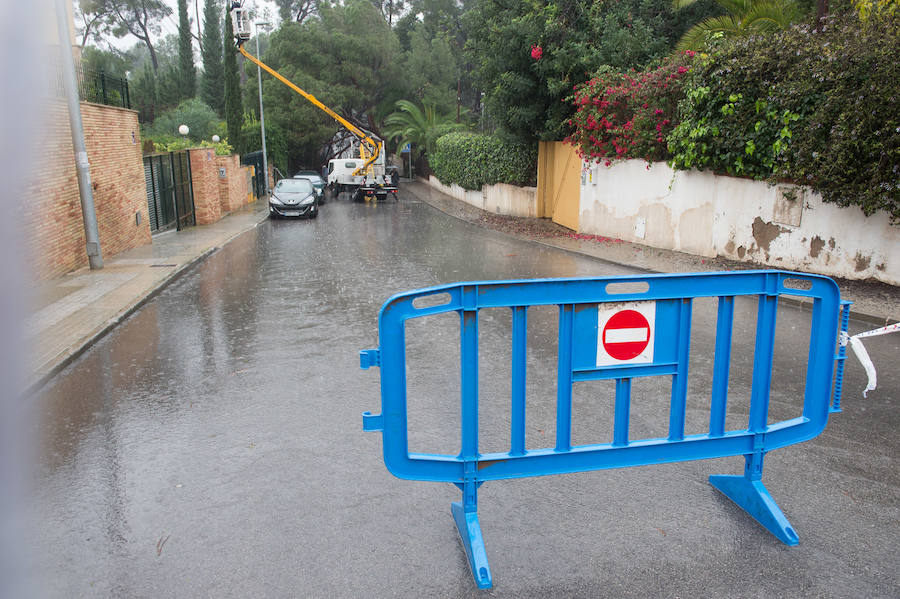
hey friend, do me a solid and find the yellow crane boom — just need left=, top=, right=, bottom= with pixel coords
left=231, top=8, right=382, bottom=178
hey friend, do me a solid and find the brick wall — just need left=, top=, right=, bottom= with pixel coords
left=27, top=100, right=151, bottom=281
left=189, top=150, right=254, bottom=223
left=189, top=148, right=223, bottom=225
left=216, top=154, right=251, bottom=213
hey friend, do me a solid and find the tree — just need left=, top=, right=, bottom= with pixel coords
left=674, top=0, right=800, bottom=51
left=80, top=45, right=129, bottom=78
left=372, top=0, right=406, bottom=24
left=852, top=0, right=900, bottom=18
left=76, top=0, right=114, bottom=48
left=101, top=0, right=172, bottom=71
left=402, top=24, right=458, bottom=114
left=382, top=99, right=466, bottom=160
left=224, top=5, right=243, bottom=151
left=258, top=0, right=402, bottom=167
left=201, top=0, right=225, bottom=115
left=149, top=98, right=223, bottom=142
left=464, top=0, right=718, bottom=143
left=131, top=61, right=158, bottom=122
left=176, top=0, right=196, bottom=100
left=275, top=0, right=320, bottom=23
left=465, top=0, right=600, bottom=142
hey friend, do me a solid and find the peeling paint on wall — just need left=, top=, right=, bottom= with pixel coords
left=855, top=253, right=872, bottom=272
left=810, top=236, right=825, bottom=258
left=751, top=217, right=788, bottom=253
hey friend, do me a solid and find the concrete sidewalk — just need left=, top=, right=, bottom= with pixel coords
left=25, top=200, right=269, bottom=396
left=405, top=180, right=900, bottom=326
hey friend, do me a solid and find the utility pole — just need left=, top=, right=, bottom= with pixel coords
left=55, top=0, right=102, bottom=269
left=256, top=21, right=270, bottom=194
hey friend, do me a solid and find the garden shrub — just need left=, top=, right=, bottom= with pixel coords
left=430, top=133, right=538, bottom=190
left=149, top=98, right=224, bottom=142
left=780, top=16, right=899, bottom=221
left=567, top=53, right=696, bottom=165
left=668, top=14, right=899, bottom=221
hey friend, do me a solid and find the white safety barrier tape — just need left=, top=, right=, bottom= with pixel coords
left=840, top=323, right=900, bottom=397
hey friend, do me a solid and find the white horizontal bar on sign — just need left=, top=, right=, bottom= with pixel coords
left=604, top=328, right=649, bottom=344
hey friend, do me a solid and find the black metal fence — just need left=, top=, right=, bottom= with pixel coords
left=143, top=151, right=195, bottom=233
left=50, top=58, right=131, bottom=110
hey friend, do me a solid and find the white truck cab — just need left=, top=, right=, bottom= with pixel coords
left=327, top=159, right=366, bottom=193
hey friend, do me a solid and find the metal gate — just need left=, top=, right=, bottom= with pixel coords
left=536, top=141, right=581, bottom=229
left=241, top=150, right=265, bottom=199
left=143, top=151, right=195, bottom=233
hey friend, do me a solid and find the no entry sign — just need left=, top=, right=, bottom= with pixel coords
left=596, top=301, right=656, bottom=366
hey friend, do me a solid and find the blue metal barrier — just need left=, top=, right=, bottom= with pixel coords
left=361, top=270, right=845, bottom=589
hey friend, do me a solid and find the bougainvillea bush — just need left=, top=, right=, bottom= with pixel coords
left=566, top=53, right=696, bottom=165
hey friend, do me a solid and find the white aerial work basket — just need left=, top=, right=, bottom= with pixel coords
left=231, top=5, right=252, bottom=42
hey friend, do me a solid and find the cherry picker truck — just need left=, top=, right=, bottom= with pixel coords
left=230, top=3, right=398, bottom=202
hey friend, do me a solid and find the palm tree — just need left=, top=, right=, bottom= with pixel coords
left=674, top=0, right=801, bottom=51
left=382, top=100, right=465, bottom=161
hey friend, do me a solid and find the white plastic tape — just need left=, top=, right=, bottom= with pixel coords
left=842, top=323, right=899, bottom=397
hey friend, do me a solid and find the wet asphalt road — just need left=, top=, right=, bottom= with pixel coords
left=31, top=192, right=899, bottom=598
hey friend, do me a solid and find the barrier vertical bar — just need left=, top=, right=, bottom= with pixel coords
left=511, top=306, right=527, bottom=456
left=710, top=286, right=797, bottom=547
left=459, top=307, right=479, bottom=461
left=613, top=378, right=631, bottom=446
left=451, top=304, right=492, bottom=589
left=749, top=294, right=778, bottom=432
left=669, top=299, right=693, bottom=441
left=710, top=296, right=735, bottom=437
left=556, top=305, right=575, bottom=452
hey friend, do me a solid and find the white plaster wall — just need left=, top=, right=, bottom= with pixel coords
left=426, top=176, right=539, bottom=217
left=579, top=159, right=900, bottom=284
left=427, top=175, right=483, bottom=209
left=579, top=161, right=717, bottom=257
left=483, top=183, right=538, bottom=218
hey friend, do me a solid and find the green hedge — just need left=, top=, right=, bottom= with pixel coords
left=430, top=132, right=537, bottom=190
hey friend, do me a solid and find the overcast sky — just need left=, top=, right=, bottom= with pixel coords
left=100, top=0, right=281, bottom=52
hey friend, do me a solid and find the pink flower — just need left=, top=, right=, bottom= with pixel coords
left=531, top=45, right=543, bottom=60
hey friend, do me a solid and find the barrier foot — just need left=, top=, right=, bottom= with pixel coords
left=451, top=501, right=492, bottom=589
left=709, top=475, right=799, bottom=546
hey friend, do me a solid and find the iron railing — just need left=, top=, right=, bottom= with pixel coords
left=50, top=58, right=131, bottom=110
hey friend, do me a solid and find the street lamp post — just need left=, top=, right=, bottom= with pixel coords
left=255, top=21, right=271, bottom=195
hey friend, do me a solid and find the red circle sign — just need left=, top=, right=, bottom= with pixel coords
left=602, top=309, right=651, bottom=361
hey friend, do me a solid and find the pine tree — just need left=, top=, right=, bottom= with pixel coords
left=224, top=5, right=243, bottom=152
left=177, top=0, right=196, bottom=100
left=200, top=0, right=225, bottom=115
